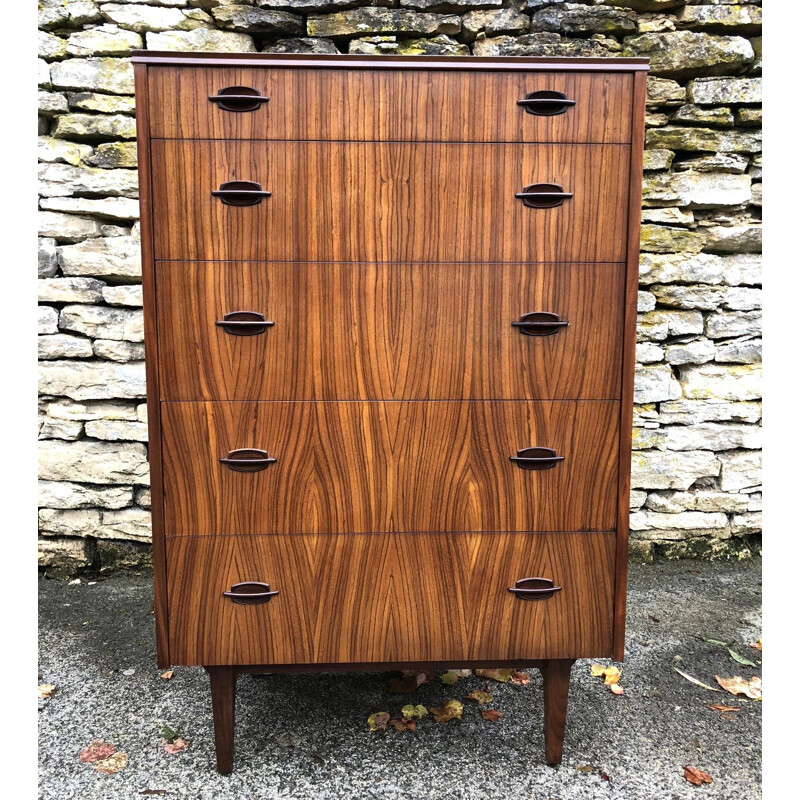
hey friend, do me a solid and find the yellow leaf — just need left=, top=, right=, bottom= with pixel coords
left=160, top=670, right=174, bottom=681
left=609, top=684, right=624, bottom=696
left=466, top=690, right=493, bottom=705
left=400, top=704, right=428, bottom=720
left=367, top=711, right=390, bottom=732
left=38, top=684, right=56, bottom=700
left=93, top=752, right=129, bottom=774
left=388, top=718, right=416, bottom=732
left=749, top=637, right=762, bottom=651
left=603, top=666, right=621, bottom=685
left=590, top=664, right=606, bottom=677
left=474, top=668, right=512, bottom=683
left=430, top=699, right=464, bottom=723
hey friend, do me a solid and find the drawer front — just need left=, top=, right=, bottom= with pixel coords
left=156, top=261, right=625, bottom=401
left=161, top=400, right=619, bottom=535
left=151, top=141, right=630, bottom=263
left=166, top=531, right=615, bottom=665
left=148, top=67, right=633, bottom=144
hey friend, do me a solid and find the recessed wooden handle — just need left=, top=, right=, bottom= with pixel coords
left=516, top=183, right=573, bottom=209
left=509, top=447, right=565, bottom=471
left=517, top=90, right=575, bottom=116
left=508, top=577, right=562, bottom=600
left=223, top=581, right=279, bottom=605
left=215, top=311, right=274, bottom=337
left=212, top=180, right=271, bottom=207
left=219, top=448, right=277, bottom=473
left=209, top=86, right=269, bottom=113
left=512, top=311, right=569, bottom=337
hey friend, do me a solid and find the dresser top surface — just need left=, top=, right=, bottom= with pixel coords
left=131, top=51, right=649, bottom=72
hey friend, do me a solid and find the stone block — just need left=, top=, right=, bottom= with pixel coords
left=640, top=224, right=705, bottom=253
left=59, top=304, right=144, bottom=342
left=39, top=334, right=94, bottom=361
left=145, top=28, right=257, bottom=50
left=67, top=92, right=136, bottom=114
left=646, top=76, right=685, bottom=106
left=646, top=489, right=749, bottom=514
left=634, top=364, right=681, bottom=403
left=529, top=3, right=637, bottom=35
left=86, top=142, right=138, bottom=169
left=677, top=4, right=762, bottom=35
left=645, top=126, right=761, bottom=153
left=39, top=418, right=84, bottom=440
left=308, top=8, right=461, bottom=38
left=45, top=399, right=139, bottom=421
left=664, top=338, right=715, bottom=365
left=262, top=38, right=339, bottom=54
left=687, top=76, right=761, bottom=105
left=631, top=449, right=720, bottom=490
left=212, top=5, right=303, bottom=34
left=41, top=197, right=140, bottom=223
left=85, top=419, right=149, bottom=441
left=719, top=450, right=761, bottom=492
left=38, top=537, right=95, bottom=572
left=93, top=340, right=146, bottom=362
left=100, top=508, right=152, bottom=541
left=623, top=31, right=753, bottom=79
left=38, top=163, right=138, bottom=198
left=658, top=399, right=761, bottom=425
left=38, top=439, right=150, bottom=485
left=99, top=3, right=212, bottom=33
left=38, top=480, right=134, bottom=510
left=38, top=360, right=146, bottom=401
left=66, top=24, right=143, bottom=56
left=39, top=306, right=59, bottom=335
left=39, top=137, right=94, bottom=167
left=53, top=113, right=137, bottom=141
left=97, top=539, right=153, bottom=572
left=462, top=8, right=529, bottom=42
left=39, top=238, right=59, bottom=278
left=38, top=277, right=105, bottom=304
left=637, top=310, right=704, bottom=341
left=39, top=211, right=102, bottom=243
left=705, top=310, right=761, bottom=339
left=58, top=236, right=141, bottom=280
left=679, top=364, right=761, bottom=401
left=39, top=2, right=103, bottom=31
left=662, top=422, right=761, bottom=452
left=715, top=338, right=761, bottom=364
left=50, top=57, right=134, bottom=95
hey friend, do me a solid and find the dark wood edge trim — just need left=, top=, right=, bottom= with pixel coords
left=211, top=659, right=602, bottom=673
left=134, top=63, right=170, bottom=670
left=131, top=51, right=649, bottom=72
left=151, top=138, right=634, bottom=146
left=613, top=69, right=647, bottom=663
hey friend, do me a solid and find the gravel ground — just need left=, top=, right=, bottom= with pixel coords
left=38, top=558, right=762, bottom=800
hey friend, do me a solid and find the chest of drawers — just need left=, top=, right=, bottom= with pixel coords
left=133, top=51, right=647, bottom=774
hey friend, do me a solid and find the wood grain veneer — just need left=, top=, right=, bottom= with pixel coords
left=161, top=400, right=619, bottom=536
left=151, top=141, right=630, bottom=263
left=167, top=531, right=616, bottom=665
left=148, top=67, right=633, bottom=143
left=156, top=261, right=625, bottom=401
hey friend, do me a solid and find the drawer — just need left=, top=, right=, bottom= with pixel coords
left=148, top=67, right=633, bottom=144
left=151, top=141, right=630, bottom=263
left=161, top=400, right=619, bottom=535
left=166, top=531, right=616, bottom=665
left=156, top=261, right=625, bottom=401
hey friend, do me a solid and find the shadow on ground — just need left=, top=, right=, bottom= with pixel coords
left=38, top=558, right=761, bottom=800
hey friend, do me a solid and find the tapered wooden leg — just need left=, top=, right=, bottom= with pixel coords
left=541, top=659, right=574, bottom=766
left=206, top=666, right=237, bottom=774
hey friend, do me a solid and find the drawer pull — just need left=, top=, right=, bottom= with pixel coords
left=215, top=311, right=274, bottom=337
left=223, top=581, right=279, bottom=605
left=219, top=448, right=277, bottom=473
left=508, top=577, right=562, bottom=601
left=512, top=311, right=569, bottom=337
left=517, top=90, right=575, bottom=116
left=515, top=183, right=573, bottom=209
left=209, top=86, right=269, bottom=113
left=509, top=447, right=565, bottom=471
left=212, top=180, right=271, bottom=207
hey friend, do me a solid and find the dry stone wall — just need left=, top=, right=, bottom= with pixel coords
left=37, top=0, right=762, bottom=574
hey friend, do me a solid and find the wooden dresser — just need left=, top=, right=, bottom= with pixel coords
left=132, top=51, right=648, bottom=773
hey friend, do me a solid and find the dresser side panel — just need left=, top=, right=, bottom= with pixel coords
left=614, top=69, right=648, bottom=662
left=134, top=62, right=170, bottom=668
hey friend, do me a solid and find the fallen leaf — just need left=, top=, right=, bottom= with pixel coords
left=683, top=766, right=713, bottom=786
left=609, top=684, right=624, bottom=696
left=602, top=666, right=620, bottom=686
left=388, top=717, right=417, bottom=732
left=674, top=668, right=720, bottom=693
left=707, top=704, right=740, bottom=713
left=162, top=738, right=189, bottom=754
left=474, top=668, right=512, bottom=683
left=440, top=669, right=471, bottom=685
left=430, top=699, right=464, bottom=723
left=400, top=704, right=428, bottom=720
left=576, top=764, right=611, bottom=781
left=590, top=664, right=606, bottom=677
left=727, top=648, right=757, bottom=667
left=697, top=636, right=730, bottom=647
left=481, top=709, right=503, bottom=722
left=94, top=752, right=129, bottom=774
left=510, top=670, right=530, bottom=685
left=160, top=724, right=177, bottom=743
left=122, top=668, right=135, bottom=676
left=275, top=732, right=301, bottom=748
left=387, top=671, right=427, bottom=694
left=748, top=638, right=762, bottom=651
left=79, top=740, right=116, bottom=763
left=367, top=712, right=390, bottom=732
left=38, top=684, right=56, bottom=700
left=160, top=670, right=174, bottom=681
left=466, top=690, right=493, bottom=705
left=649, top=615, right=660, bottom=623
left=715, top=675, right=762, bottom=699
